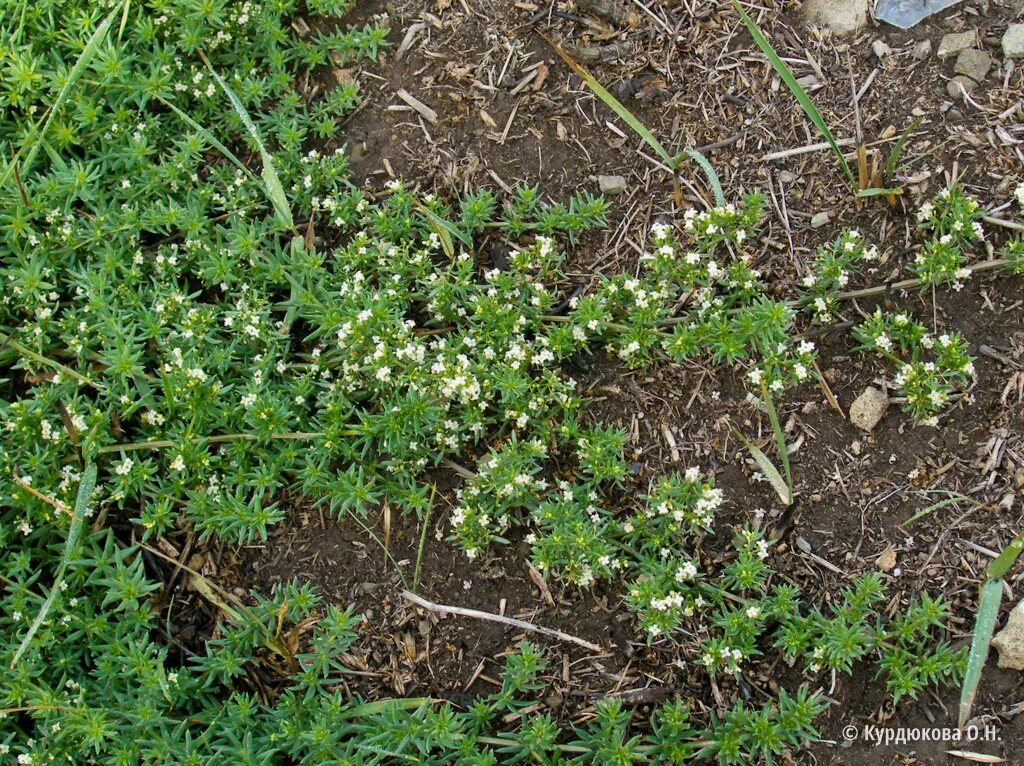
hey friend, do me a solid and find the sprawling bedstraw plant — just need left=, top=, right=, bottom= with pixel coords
left=852, top=309, right=976, bottom=424
left=798, top=229, right=879, bottom=323
left=1, top=0, right=1018, bottom=761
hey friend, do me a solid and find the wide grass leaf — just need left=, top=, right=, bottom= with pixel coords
left=542, top=33, right=672, bottom=166
left=958, top=579, right=1002, bottom=727
left=1, top=4, right=122, bottom=188
left=734, top=428, right=793, bottom=506
left=204, top=59, right=295, bottom=231
left=11, top=464, right=97, bottom=668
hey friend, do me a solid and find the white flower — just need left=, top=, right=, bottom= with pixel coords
left=170, top=455, right=186, bottom=472
left=675, top=561, right=698, bottom=581
left=747, top=368, right=763, bottom=385
left=115, top=458, right=134, bottom=476
left=746, top=606, right=761, bottom=619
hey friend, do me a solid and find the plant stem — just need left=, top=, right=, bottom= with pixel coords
left=412, top=484, right=437, bottom=591
left=0, top=329, right=105, bottom=390
left=96, top=431, right=329, bottom=454
left=401, top=589, right=604, bottom=652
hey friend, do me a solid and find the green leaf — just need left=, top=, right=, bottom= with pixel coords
left=11, top=464, right=97, bottom=668
left=203, top=57, right=294, bottom=231
left=154, top=95, right=253, bottom=178
left=682, top=147, right=725, bottom=207
left=884, top=119, right=921, bottom=182
left=341, top=698, right=432, bottom=718
left=958, top=579, right=1002, bottom=728
left=988, top=529, right=1024, bottom=580
left=760, top=382, right=792, bottom=497
left=542, top=33, right=673, bottom=167
left=413, top=200, right=471, bottom=259
left=855, top=187, right=904, bottom=198
left=730, top=0, right=856, bottom=189
left=734, top=428, right=792, bottom=506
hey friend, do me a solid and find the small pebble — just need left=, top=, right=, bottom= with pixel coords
left=598, top=174, right=627, bottom=195
left=913, top=39, right=933, bottom=60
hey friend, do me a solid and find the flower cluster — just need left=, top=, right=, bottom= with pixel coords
left=799, top=229, right=879, bottom=323
left=528, top=483, right=622, bottom=587
left=449, top=438, right=550, bottom=557
left=914, top=185, right=984, bottom=288
left=853, top=310, right=976, bottom=423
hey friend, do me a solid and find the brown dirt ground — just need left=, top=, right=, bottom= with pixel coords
left=165, top=0, right=1024, bottom=762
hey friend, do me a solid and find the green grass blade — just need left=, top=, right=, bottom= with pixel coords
left=855, top=187, right=904, bottom=198
left=734, top=427, right=793, bottom=506
left=413, top=200, right=471, bottom=259
left=0, top=5, right=121, bottom=189
left=11, top=464, right=97, bottom=668
left=988, top=529, right=1024, bottom=580
left=958, top=579, right=1002, bottom=727
left=682, top=147, right=725, bottom=207
left=900, top=492, right=982, bottom=527
left=542, top=34, right=673, bottom=166
left=341, top=698, right=432, bottom=718
left=203, top=59, right=294, bottom=231
left=154, top=96, right=253, bottom=177
left=884, top=119, right=921, bottom=182
left=760, top=383, right=792, bottom=496
left=730, top=0, right=855, bottom=189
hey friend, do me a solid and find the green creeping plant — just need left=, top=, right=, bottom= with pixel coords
left=2, top=0, right=1007, bottom=762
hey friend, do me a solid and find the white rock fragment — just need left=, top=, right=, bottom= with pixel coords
left=992, top=598, right=1024, bottom=670
left=849, top=386, right=889, bottom=432
left=804, top=0, right=869, bottom=35
left=598, top=175, right=627, bottom=195
left=1004, top=24, right=1024, bottom=59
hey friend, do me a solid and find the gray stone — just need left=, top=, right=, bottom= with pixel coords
left=850, top=386, right=889, bottom=431
left=874, top=0, right=964, bottom=30
left=946, top=75, right=978, bottom=100
left=597, top=175, right=627, bottom=195
left=913, top=40, right=933, bottom=60
left=804, top=0, right=869, bottom=34
left=872, top=40, right=892, bottom=60
left=937, top=31, right=976, bottom=60
left=795, top=74, right=819, bottom=90
left=1004, top=24, right=1024, bottom=59
left=954, top=49, right=993, bottom=81
left=992, top=598, right=1024, bottom=670
left=810, top=212, right=830, bottom=229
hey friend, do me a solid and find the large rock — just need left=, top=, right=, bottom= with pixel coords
left=992, top=598, right=1024, bottom=670
left=804, top=0, right=869, bottom=34
left=954, top=49, right=993, bottom=82
left=850, top=386, right=889, bottom=432
left=1004, top=24, right=1024, bottom=59
left=937, top=31, right=976, bottom=60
